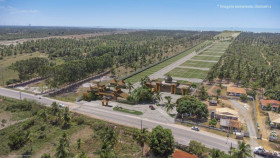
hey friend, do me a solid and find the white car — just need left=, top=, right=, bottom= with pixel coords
left=59, top=103, right=65, bottom=108
left=191, top=126, right=200, bottom=131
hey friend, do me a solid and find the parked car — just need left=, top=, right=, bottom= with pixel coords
left=191, top=126, right=199, bottom=131
left=149, top=105, right=155, bottom=110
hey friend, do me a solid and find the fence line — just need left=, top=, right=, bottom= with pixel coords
left=48, top=70, right=110, bottom=97
left=6, top=77, right=45, bottom=88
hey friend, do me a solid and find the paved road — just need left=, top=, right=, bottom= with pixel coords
left=0, top=87, right=238, bottom=152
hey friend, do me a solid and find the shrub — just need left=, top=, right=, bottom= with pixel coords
left=74, top=116, right=85, bottom=125
left=8, top=131, right=28, bottom=150
left=22, top=119, right=35, bottom=130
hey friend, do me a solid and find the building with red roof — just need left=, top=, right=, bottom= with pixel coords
left=260, top=99, right=280, bottom=111
left=172, top=149, right=198, bottom=158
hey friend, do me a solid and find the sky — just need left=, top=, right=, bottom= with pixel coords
left=0, top=0, right=279, bottom=30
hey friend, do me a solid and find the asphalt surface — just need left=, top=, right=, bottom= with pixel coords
left=0, top=87, right=238, bottom=152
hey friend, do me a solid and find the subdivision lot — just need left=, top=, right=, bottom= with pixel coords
left=125, top=41, right=211, bottom=84
left=165, top=67, right=208, bottom=79
left=180, top=60, right=216, bottom=68
left=200, top=52, right=223, bottom=56
left=191, top=56, right=221, bottom=61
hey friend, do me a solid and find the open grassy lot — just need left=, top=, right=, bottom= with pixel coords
left=166, top=67, right=208, bottom=79
left=0, top=52, right=47, bottom=86
left=0, top=52, right=64, bottom=86
left=180, top=60, right=216, bottom=68
left=200, top=52, right=223, bottom=56
left=0, top=96, right=141, bottom=157
left=125, top=41, right=211, bottom=84
left=191, top=56, right=221, bottom=61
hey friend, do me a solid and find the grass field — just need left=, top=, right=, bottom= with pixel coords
left=180, top=60, right=216, bottom=68
left=200, top=52, right=223, bottom=56
left=0, top=52, right=63, bottom=86
left=166, top=67, right=208, bottom=79
left=0, top=52, right=47, bottom=86
left=191, top=56, right=221, bottom=61
left=124, top=41, right=211, bottom=84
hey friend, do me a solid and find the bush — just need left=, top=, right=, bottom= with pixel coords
left=74, top=116, right=85, bottom=125
left=22, top=119, right=35, bottom=130
left=92, top=121, right=108, bottom=131
left=240, top=94, right=248, bottom=102
left=8, top=131, right=28, bottom=150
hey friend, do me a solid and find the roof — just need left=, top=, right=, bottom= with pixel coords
left=268, top=111, right=280, bottom=124
left=216, top=108, right=238, bottom=117
left=117, top=80, right=126, bottom=86
left=260, top=99, right=280, bottom=108
left=172, top=149, right=198, bottom=158
left=227, top=87, right=246, bottom=94
left=230, top=119, right=242, bottom=129
left=110, top=78, right=117, bottom=84
left=220, top=118, right=230, bottom=127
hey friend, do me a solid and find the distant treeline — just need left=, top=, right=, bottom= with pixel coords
left=0, top=26, right=119, bottom=40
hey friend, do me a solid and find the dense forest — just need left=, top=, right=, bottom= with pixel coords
left=0, top=26, right=118, bottom=40
left=2, top=30, right=217, bottom=86
left=207, top=32, right=280, bottom=100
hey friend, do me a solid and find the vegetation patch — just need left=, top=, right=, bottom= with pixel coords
left=166, top=67, right=208, bottom=79
left=181, top=60, right=216, bottom=68
left=191, top=56, right=221, bottom=61
left=124, top=40, right=212, bottom=84
left=113, top=106, right=143, bottom=115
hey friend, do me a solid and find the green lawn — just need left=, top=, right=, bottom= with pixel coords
left=113, top=106, right=143, bottom=115
left=200, top=52, right=223, bottom=56
left=124, top=41, right=211, bottom=84
left=181, top=60, right=216, bottom=68
left=191, top=56, right=221, bottom=61
left=166, top=67, right=208, bottom=79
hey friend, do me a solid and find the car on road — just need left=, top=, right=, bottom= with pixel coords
left=149, top=105, right=155, bottom=110
left=59, top=103, right=65, bottom=108
left=191, top=126, right=199, bottom=131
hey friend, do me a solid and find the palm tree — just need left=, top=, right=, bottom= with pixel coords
left=231, top=141, right=252, bottom=158
left=63, top=107, right=71, bottom=129
left=75, top=151, right=89, bottom=158
left=126, top=81, right=134, bottom=94
left=210, top=148, right=224, bottom=158
left=133, top=128, right=150, bottom=156
left=55, top=133, right=70, bottom=158
left=38, top=109, right=48, bottom=121
left=152, top=91, right=162, bottom=104
left=164, top=96, right=174, bottom=113
left=51, top=102, right=60, bottom=116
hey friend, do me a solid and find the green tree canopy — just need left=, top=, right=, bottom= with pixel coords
left=150, top=125, right=174, bottom=157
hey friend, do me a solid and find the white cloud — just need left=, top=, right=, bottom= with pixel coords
left=0, top=5, right=39, bottom=14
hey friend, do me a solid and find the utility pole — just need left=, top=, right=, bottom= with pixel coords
left=19, top=92, right=22, bottom=100
left=141, top=120, right=142, bottom=130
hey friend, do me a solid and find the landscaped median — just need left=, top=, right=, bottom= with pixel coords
left=113, top=106, right=143, bottom=115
